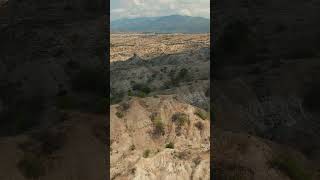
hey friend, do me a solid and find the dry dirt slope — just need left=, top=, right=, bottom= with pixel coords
left=110, top=95, right=210, bottom=180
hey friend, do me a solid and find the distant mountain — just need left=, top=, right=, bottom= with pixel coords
left=111, top=15, right=210, bottom=33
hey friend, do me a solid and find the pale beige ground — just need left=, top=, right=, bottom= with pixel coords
left=110, top=95, right=210, bottom=180
left=111, top=33, right=210, bottom=62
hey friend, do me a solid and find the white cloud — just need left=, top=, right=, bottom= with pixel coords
left=111, top=0, right=210, bottom=20
left=179, top=9, right=192, bottom=16
left=133, top=0, right=144, bottom=6
left=169, top=4, right=176, bottom=10
left=159, top=0, right=171, bottom=4
left=111, top=8, right=126, bottom=13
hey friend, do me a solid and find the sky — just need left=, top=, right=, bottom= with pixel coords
left=110, top=0, right=210, bottom=21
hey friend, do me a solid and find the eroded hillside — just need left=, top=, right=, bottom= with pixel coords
left=110, top=96, right=210, bottom=179
left=110, top=33, right=210, bottom=180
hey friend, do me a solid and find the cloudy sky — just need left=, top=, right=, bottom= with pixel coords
left=111, top=0, right=210, bottom=20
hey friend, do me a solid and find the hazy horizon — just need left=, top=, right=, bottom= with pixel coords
left=111, top=14, right=210, bottom=22
left=111, top=0, right=210, bottom=21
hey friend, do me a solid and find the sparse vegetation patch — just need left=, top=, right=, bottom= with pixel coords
left=110, top=92, right=124, bottom=104
left=143, top=149, right=151, bottom=158
left=165, top=142, right=175, bottom=149
left=153, top=118, right=165, bottom=136
left=150, top=112, right=161, bottom=122
left=132, top=82, right=151, bottom=94
left=116, top=111, right=124, bottom=118
left=172, top=112, right=189, bottom=126
left=194, top=109, right=208, bottom=120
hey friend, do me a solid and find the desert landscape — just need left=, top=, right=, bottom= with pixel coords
left=110, top=33, right=210, bottom=179
left=111, top=33, right=209, bottom=61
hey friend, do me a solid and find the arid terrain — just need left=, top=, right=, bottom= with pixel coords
left=111, top=33, right=209, bottom=61
left=110, top=33, right=210, bottom=179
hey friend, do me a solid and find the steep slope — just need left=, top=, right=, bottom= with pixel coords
left=110, top=95, right=210, bottom=180
left=110, top=47, right=210, bottom=110
left=110, top=33, right=210, bottom=179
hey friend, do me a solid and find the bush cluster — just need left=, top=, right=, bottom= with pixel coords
left=172, top=112, right=189, bottom=126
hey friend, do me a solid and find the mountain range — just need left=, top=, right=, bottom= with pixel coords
left=111, top=15, right=210, bottom=33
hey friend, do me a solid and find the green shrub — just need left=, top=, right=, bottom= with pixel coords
left=17, top=153, right=45, bottom=179
left=143, top=149, right=151, bottom=158
left=172, top=112, right=189, bottom=126
left=194, top=109, right=208, bottom=120
left=132, top=83, right=151, bottom=94
left=136, top=91, right=147, bottom=98
left=128, top=90, right=133, bottom=96
left=165, top=142, right=174, bottom=149
left=150, top=112, right=160, bottom=122
left=269, top=154, right=311, bottom=180
left=153, top=118, right=165, bottom=136
left=116, top=111, right=124, bottom=118
left=110, top=92, right=124, bottom=105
